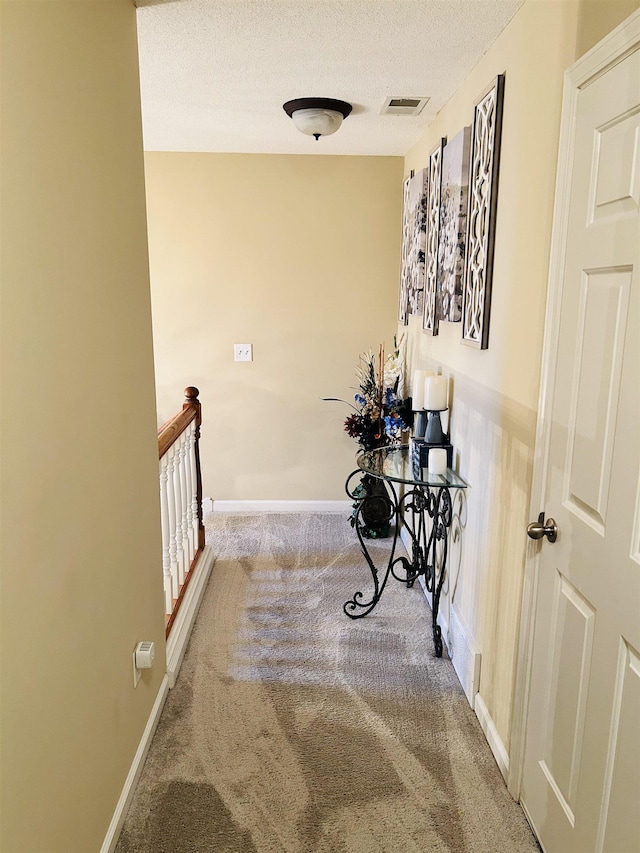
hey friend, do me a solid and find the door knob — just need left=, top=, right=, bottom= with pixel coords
left=527, top=512, right=558, bottom=543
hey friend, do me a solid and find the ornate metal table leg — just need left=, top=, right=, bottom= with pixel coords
left=388, top=485, right=453, bottom=656
left=394, top=486, right=429, bottom=588
left=424, top=487, right=452, bottom=657
left=343, top=470, right=399, bottom=618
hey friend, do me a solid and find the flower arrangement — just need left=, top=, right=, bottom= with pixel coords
left=325, top=338, right=412, bottom=452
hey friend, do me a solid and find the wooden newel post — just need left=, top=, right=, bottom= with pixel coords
left=183, top=386, right=200, bottom=412
left=183, top=387, right=205, bottom=550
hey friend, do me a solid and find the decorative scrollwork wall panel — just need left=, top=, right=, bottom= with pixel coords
left=398, top=169, right=428, bottom=324
left=462, top=74, right=505, bottom=349
left=423, top=139, right=446, bottom=335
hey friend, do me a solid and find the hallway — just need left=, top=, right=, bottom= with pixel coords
left=117, top=512, right=539, bottom=852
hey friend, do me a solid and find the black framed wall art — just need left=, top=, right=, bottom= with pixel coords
left=398, top=168, right=428, bottom=324
left=423, top=138, right=446, bottom=335
left=437, top=125, right=471, bottom=323
left=462, top=74, right=505, bottom=348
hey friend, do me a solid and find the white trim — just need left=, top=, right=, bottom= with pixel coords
left=475, top=691, right=510, bottom=782
left=510, top=7, right=640, bottom=801
left=101, top=675, right=170, bottom=853
left=399, top=522, right=412, bottom=555
left=102, top=546, right=216, bottom=850
left=212, top=499, right=352, bottom=513
left=166, top=544, right=215, bottom=688
left=400, top=508, right=482, bottom=711
left=448, top=604, right=482, bottom=708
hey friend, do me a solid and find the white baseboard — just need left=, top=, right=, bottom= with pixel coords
left=166, top=544, right=215, bottom=688
left=101, top=674, right=170, bottom=853
left=211, top=499, right=352, bottom=513
left=102, top=547, right=215, bottom=851
left=399, top=523, right=412, bottom=557
left=448, top=605, right=481, bottom=707
left=474, top=692, right=510, bottom=782
left=400, top=526, right=481, bottom=709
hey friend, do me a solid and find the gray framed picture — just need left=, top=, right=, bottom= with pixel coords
left=462, top=74, right=505, bottom=348
left=398, top=168, right=428, bottom=324
left=437, top=126, right=471, bottom=323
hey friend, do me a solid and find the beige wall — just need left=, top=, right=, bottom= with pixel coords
left=576, top=0, right=639, bottom=55
left=0, top=3, right=165, bottom=851
left=402, top=0, right=637, bottom=755
left=145, top=153, right=403, bottom=502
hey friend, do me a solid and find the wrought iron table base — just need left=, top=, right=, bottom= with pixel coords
left=345, top=469, right=453, bottom=657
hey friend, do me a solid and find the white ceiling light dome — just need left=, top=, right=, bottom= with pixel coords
left=283, top=98, right=352, bottom=140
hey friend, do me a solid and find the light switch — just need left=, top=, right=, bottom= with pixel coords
left=234, top=343, right=253, bottom=362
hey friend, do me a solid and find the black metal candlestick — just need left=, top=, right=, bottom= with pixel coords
left=424, top=409, right=447, bottom=444
left=414, top=409, right=427, bottom=439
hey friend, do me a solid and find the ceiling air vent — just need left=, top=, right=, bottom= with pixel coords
left=381, top=96, right=429, bottom=116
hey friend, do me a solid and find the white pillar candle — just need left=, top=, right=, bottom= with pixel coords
left=428, top=447, right=448, bottom=476
left=411, top=369, right=433, bottom=410
left=424, top=375, right=448, bottom=410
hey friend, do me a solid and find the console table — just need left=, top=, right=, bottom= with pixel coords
left=344, top=445, right=467, bottom=657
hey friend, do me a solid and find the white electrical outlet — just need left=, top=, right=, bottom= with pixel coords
left=234, top=343, right=253, bottom=362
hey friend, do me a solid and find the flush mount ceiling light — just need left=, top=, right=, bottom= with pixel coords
left=283, top=98, right=352, bottom=141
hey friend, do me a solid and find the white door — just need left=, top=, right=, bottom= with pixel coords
left=520, top=14, right=640, bottom=853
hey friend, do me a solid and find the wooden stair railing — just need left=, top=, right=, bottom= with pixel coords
left=158, top=387, right=205, bottom=638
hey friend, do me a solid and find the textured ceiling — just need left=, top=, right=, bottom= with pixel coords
left=136, top=0, right=525, bottom=156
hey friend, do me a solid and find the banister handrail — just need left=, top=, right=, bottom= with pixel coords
left=158, top=386, right=205, bottom=637
left=158, top=386, right=201, bottom=459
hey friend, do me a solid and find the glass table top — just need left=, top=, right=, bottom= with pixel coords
left=357, top=445, right=468, bottom=489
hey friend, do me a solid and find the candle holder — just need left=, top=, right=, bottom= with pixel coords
left=413, top=409, right=428, bottom=440
left=411, top=439, right=454, bottom=472
left=425, top=408, right=447, bottom=445
left=411, top=403, right=453, bottom=472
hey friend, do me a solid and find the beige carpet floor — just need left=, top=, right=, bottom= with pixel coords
left=116, top=512, right=540, bottom=853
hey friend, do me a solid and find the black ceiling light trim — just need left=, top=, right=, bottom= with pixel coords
left=282, top=98, right=353, bottom=119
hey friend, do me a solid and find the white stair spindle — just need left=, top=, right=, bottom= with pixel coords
left=166, top=443, right=179, bottom=605
left=159, top=457, right=172, bottom=616
left=173, top=436, right=186, bottom=585
left=179, top=430, right=191, bottom=568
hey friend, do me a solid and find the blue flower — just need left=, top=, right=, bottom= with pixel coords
left=384, top=387, right=397, bottom=407
left=383, top=415, right=406, bottom=437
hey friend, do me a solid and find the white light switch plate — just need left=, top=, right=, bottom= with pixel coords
left=234, top=343, right=253, bottom=362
